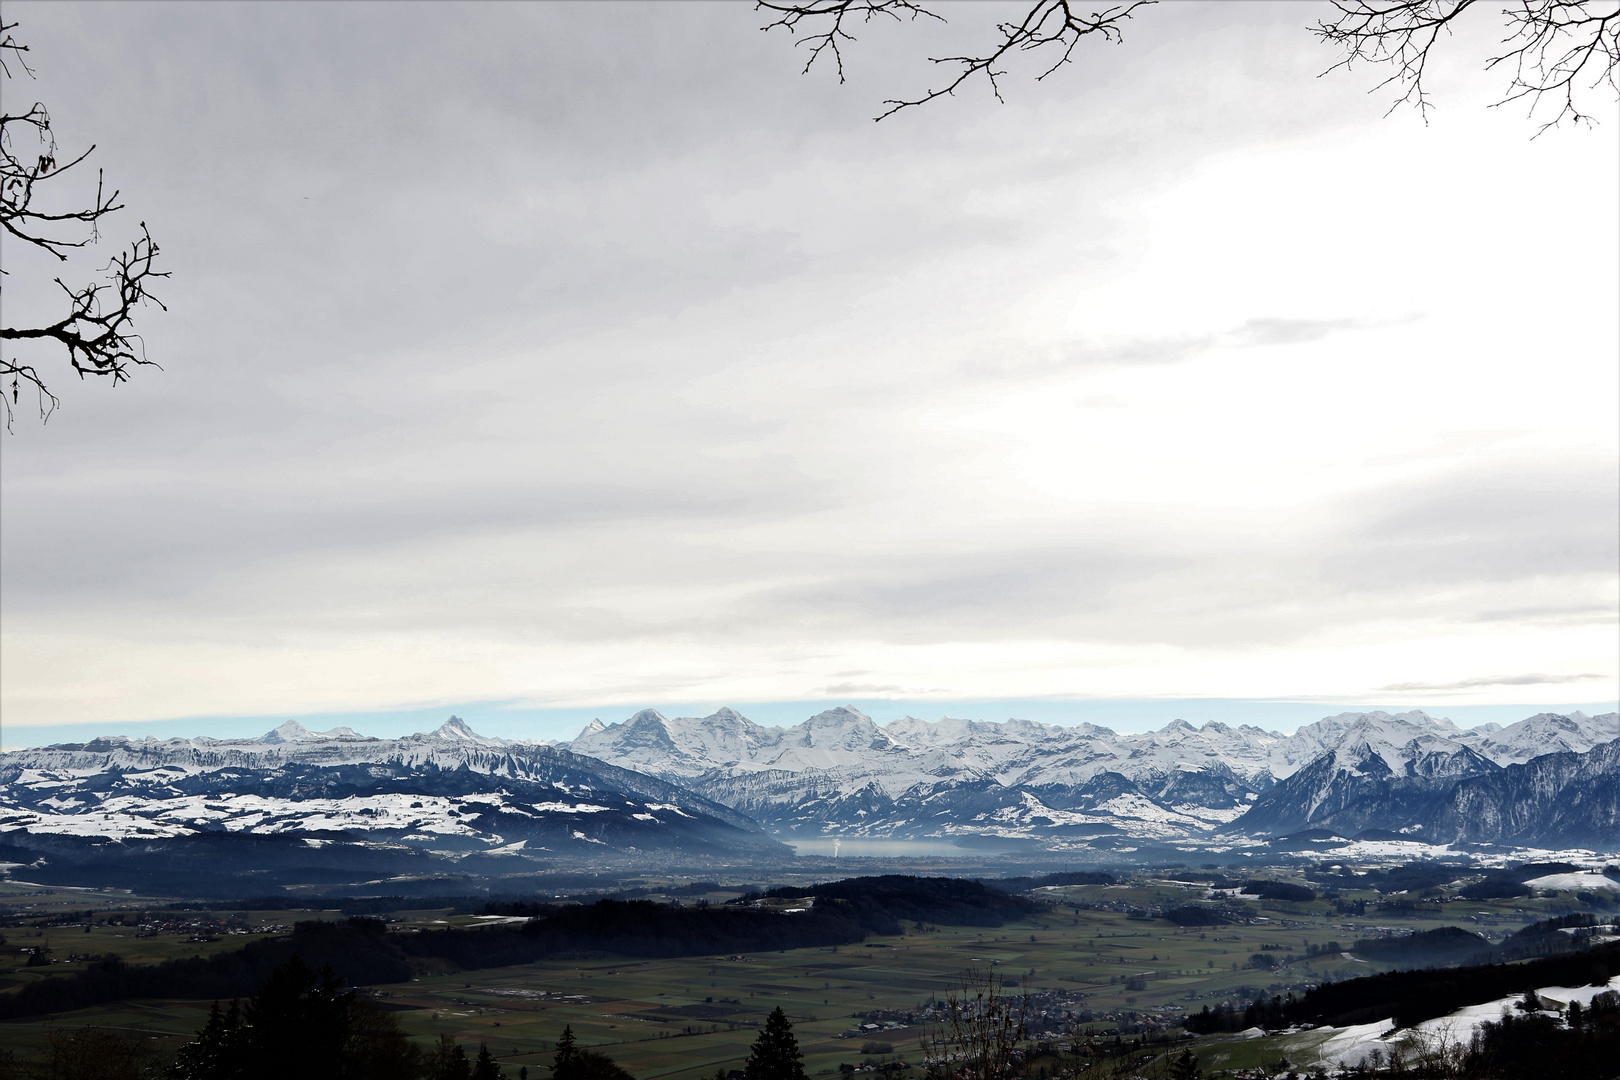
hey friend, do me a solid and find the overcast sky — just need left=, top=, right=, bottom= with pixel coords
left=2, top=2, right=1615, bottom=745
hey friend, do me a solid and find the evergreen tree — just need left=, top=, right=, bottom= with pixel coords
left=473, top=1042, right=504, bottom=1080
left=242, top=957, right=352, bottom=1079
left=344, top=1002, right=420, bottom=1080
left=427, top=1035, right=473, bottom=1080
left=553, top=1026, right=577, bottom=1073
left=1169, top=1048, right=1202, bottom=1080
left=169, top=1000, right=247, bottom=1080
left=743, top=1007, right=806, bottom=1080
left=163, top=956, right=416, bottom=1080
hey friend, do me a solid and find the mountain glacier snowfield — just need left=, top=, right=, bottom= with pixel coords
left=3, top=707, right=1614, bottom=865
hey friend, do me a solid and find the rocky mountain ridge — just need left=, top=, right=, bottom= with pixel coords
left=569, top=706, right=1616, bottom=847
left=2, top=708, right=1613, bottom=856
left=0, top=718, right=782, bottom=862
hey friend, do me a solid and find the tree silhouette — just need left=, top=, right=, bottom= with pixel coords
left=0, top=21, right=167, bottom=427
left=757, top=1, right=1618, bottom=129
left=164, top=955, right=418, bottom=1080
left=240, top=956, right=352, bottom=1078
left=428, top=1036, right=473, bottom=1080
left=744, top=1007, right=808, bottom=1080
left=1317, top=0, right=1620, bottom=132
left=169, top=1000, right=248, bottom=1080
left=553, top=1026, right=577, bottom=1073
left=473, top=1043, right=505, bottom=1080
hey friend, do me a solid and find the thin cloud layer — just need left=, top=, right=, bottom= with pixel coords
left=1, top=2, right=1615, bottom=728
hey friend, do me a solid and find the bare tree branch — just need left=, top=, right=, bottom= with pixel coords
left=758, top=0, right=945, bottom=85
left=3, top=222, right=168, bottom=424
left=919, top=967, right=1028, bottom=1080
left=0, top=20, right=35, bottom=80
left=1315, top=0, right=1620, bottom=133
left=0, top=20, right=165, bottom=428
left=758, top=0, right=1154, bottom=119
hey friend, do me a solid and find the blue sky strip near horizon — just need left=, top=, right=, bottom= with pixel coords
left=4, top=698, right=1615, bottom=751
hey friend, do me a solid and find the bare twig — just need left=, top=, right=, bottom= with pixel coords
left=0, top=20, right=35, bottom=79
left=919, top=968, right=1028, bottom=1080
left=759, top=0, right=945, bottom=84
left=1315, top=0, right=1620, bottom=133
left=758, top=0, right=1154, bottom=119
left=2, top=224, right=167, bottom=427
left=878, top=0, right=1153, bottom=119
left=0, top=20, right=164, bottom=427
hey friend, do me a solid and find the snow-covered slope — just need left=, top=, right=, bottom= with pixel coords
left=0, top=718, right=784, bottom=860
left=569, top=707, right=1618, bottom=847
left=6, top=707, right=1609, bottom=857
left=1237, top=711, right=1619, bottom=847
left=1457, top=710, right=1618, bottom=765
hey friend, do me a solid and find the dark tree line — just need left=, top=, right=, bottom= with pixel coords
left=0, top=878, right=1036, bottom=1023
left=1184, top=992, right=1300, bottom=1035
left=1238, top=879, right=1316, bottom=903
left=1459, top=989, right=1620, bottom=1080
left=1185, top=940, right=1620, bottom=1033
left=759, top=874, right=1039, bottom=929
left=0, top=918, right=410, bottom=1021
left=167, top=956, right=422, bottom=1080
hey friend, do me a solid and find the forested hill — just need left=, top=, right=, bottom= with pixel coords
left=0, top=918, right=411, bottom=1021
left=1293, top=940, right=1620, bottom=1029
left=762, top=874, right=1040, bottom=930
left=0, top=876, right=1031, bottom=1020
left=1186, top=940, right=1620, bottom=1037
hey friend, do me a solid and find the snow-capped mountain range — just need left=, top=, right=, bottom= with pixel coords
left=0, top=717, right=782, bottom=860
left=1, top=707, right=1614, bottom=864
left=569, top=706, right=1618, bottom=847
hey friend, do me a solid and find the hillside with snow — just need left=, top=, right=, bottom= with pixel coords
left=0, top=717, right=786, bottom=874
left=570, top=706, right=1616, bottom=848
left=1, top=708, right=1612, bottom=867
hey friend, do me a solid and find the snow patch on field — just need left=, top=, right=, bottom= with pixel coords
left=1304, top=976, right=1620, bottom=1070
left=1523, top=871, right=1620, bottom=892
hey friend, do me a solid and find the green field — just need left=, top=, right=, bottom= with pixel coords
left=2, top=873, right=1593, bottom=1078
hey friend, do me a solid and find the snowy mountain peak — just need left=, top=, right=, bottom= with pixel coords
left=798, top=707, right=892, bottom=751
left=334, top=728, right=374, bottom=742
left=804, top=705, right=872, bottom=728
left=260, top=721, right=315, bottom=744
left=259, top=721, right=374, bottom=744
left=583, top=718, right=607, bottom=736
left=1458, top=710, right=1619, bottom=764
left=428, top=716, right=500, bottom=745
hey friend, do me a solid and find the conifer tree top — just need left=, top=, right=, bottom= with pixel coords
left=744, top=1006, right=806, bottom=1080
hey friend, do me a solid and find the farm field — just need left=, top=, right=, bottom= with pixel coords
left=0, top=875, right=1594, bottom=1077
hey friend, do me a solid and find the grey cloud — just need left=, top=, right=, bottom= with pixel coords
left=821, top=682, right=921, bottom=695
left=966, top=315, right=1374, bottom=383
left=1323, top=460, right=1620, bottom=589
left=1469, top=604, right=1619, bottom=625
left=754, top=546, right=1186, bottom=636
left=1227, top=317, right=1361, bottom=346
left=1377, top=673, right=1606, bottom=692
